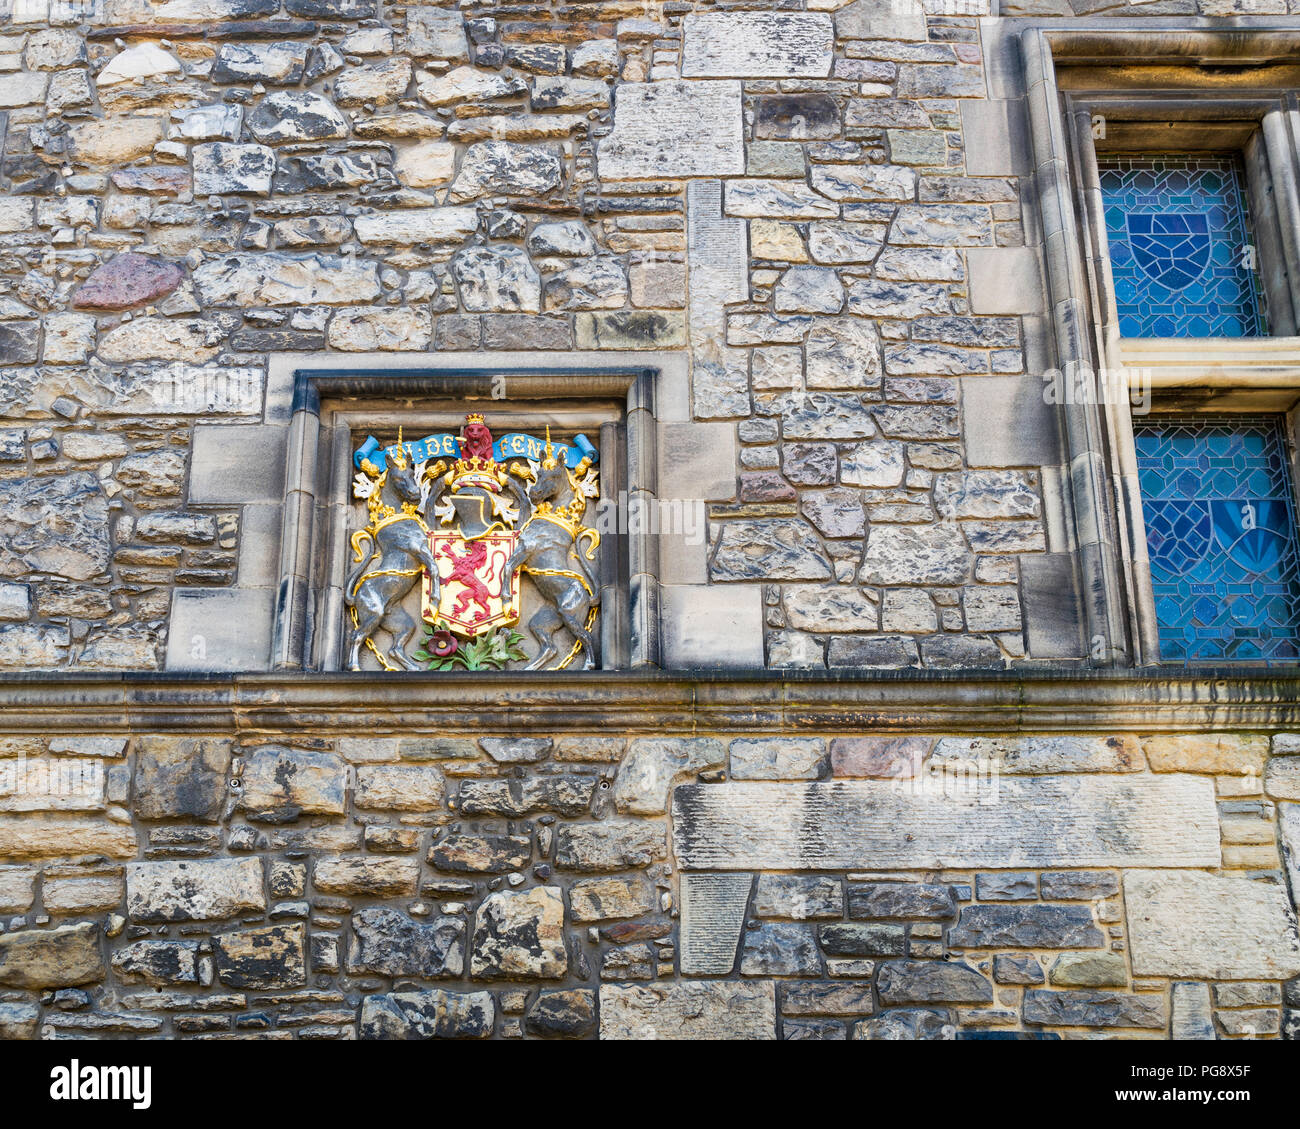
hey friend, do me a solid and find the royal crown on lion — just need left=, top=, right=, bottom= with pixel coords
left=346, top=414, right=601, bottom=673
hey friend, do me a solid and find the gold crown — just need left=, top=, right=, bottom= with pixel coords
left=465, top=412, right=485, bottom=425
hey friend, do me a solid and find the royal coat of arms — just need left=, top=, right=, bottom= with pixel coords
left=344, top=414, right=601, bottom=673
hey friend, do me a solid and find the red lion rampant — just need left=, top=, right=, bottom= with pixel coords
left=447, top=540, right=494, bottom=621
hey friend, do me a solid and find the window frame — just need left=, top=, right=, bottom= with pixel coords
left=1022, top=26, right=1300, bottom=667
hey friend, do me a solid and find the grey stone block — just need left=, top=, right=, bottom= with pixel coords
left=968, top=247, right=1044, bottom=315
left=236, top=503, right=283, bottom=589
left=960, top=99, right=1031, bottom=177
left=1021, top=553, right=1084, bottom=661
left=190, top=424, right=287, bottom=504
left=165, top=588, right=275, bottom=671
left=661, top=583, right=763, bottom=669
left=657, top=421, right=736, bottom=502
left=962, top=374, right=1062, bottom=468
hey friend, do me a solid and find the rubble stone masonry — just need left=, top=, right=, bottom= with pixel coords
left=0, top=0, right=1298, bottom=1040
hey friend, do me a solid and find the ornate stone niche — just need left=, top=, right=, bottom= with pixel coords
left=272, top=365, right=663, bottom=673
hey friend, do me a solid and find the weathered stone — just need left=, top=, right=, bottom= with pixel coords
left=170, top=103, right=244, bottom=143
left=349, top=908, right=463, bottom=978
left=741, top=922, right=821, bottom=976
left=726, top=179, right=837, bottom=220
left=544, top=258, right=628, bottom=311
left=682, top=12, right=833, bottom=77
left=68, top=118, right=166, bottom=166
left=334, top=58, right=412, bottom=108
left=0, top=1002, right=38, bottom=1040
left=1022, top=989, right=1166, bottom=1029
left=526, top=989, right=596, bottom=1038
left=449, top=141, right=564, bottom=202
left=598, top=81, right=744, bottom=179
left=554, top=820, right=667, bottom=871
left=848, top=882, right=955, bottom=920
left=1038, top=871, right=1119, bottom=900
left=852, top=1007, right=952, bottom=1041
left=779, top=392, right=876, bottom=440
left=569, top=877, right=654, bottom=922
left=0, top=473, right=110, bottom=582
left=831, top=736, right=928, bottom=779
left=800, top=489, right=866, bottom=539
left=0, top=923, right=103, bottom=989
left=217, top=926, right=300, bottom=988
left=394, top=141, right=458, bottom=188
left=192, top=143, right=275, bottom=196
left=774, top=266, right=844, bottom=314
left=730, top=738, right=827, bottom=780
left=471, top=886, right=567, bottom=980
left=600, top=981, right=776, bottom=1040
left=452, top=246, right=541, bottom=313
left=360, top=989, right=493, bottom=1039
left=240, top=746, right=346, bottom=823
left=0, top=324, right=38, bottom=365
left=99, top=317, right=228, bottom=364
left=531, top=75, right=609, bottom=111
left=327, top=307, right=432, bottom=352
left=134, top=736, right=231, bottom=822
left=0, top=817, right=136, bottom=860
left=1048, top=952, right=1128, bottom=988
left=480, top=737, right=552, bottom=764
left=614, top=737, right=726, bottom=815
left=405, top=6, right=470, bottom=60
left=673, top=777, right=1217, bottom=870
left=246, top=91, right=348, bottom=143
left=860, top=523, right=969, bottom=585
left=754, top=875, right=843, bottom=919
left=74, top=253, right=184, bottom=313
left=755, top=95, right=840, bottom=141
left=1125, top=870, right=1300, bottom=980
left=1171, top=981, right=1216, bottom=1040
left=577, top=310, right=687, bottom=349
left=195, top=253, right=381, bottom=306
left=0, top=865, right=37, bottom=912
left=356, top=763, right=445, bottom=811
left=878, top=960, right=992, bottom=1004
left=312, top=857, right=418, bottom=897
left=947, top=904, right=1104, bottom=949
left=806, top=318, right=881, bottom=389
left=275, top=152, right=396, bottom=193
left=417, top=65, right=524, bottom=107
left=112, top=940, right=200, bottom=986
left=934, top=736, right=1141, bottom=775
left=212, top=42, right=305, bottom=85
left=993, top=954, right=1044, bottom=985
left=126, top=858, right=264, bottom=923
left=712, top=520, right=832, bottom=582
left=458, top=776, right=595, bottom=817
left=819, top=923, right=906, bottom=958
left=354, top=207, right=477, bottom=247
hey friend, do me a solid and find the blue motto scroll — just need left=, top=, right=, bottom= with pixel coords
left=355, top=431, right=598, bottom=473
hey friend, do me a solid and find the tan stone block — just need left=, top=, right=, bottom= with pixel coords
left=0, top=865, right=37, bottom=912
left=312, top=856, right=419, bottom=897
left=0, top=922, right=103, bottom=989
left=1143, top=734, right=1267, bottom=775
left=0, top=816, right=137, bottom=859
left=355, top=763, right=447, bottom=812
left=43, top=873, right=125, bottom=914
left=1222, top=844, right=1281, bottom=869
left=600, top=981, right=776, bottom=1040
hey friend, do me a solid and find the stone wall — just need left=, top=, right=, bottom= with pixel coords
left=0, top=0, right=1130, bottom=674
left=1, top=699, right=1299, bottom=1040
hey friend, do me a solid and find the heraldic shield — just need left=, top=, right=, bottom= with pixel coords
left=423, top=531, right=520, bottom=637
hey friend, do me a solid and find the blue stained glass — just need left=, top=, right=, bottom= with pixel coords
left=1099, top=156, right=1267, bottom=338
left=1135, top=416, right=1300, bottom=663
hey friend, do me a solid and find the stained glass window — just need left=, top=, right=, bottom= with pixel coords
left=1099, top=155, right=1267, bottom=338
left=1134, top=416, right=1300, bottom=663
